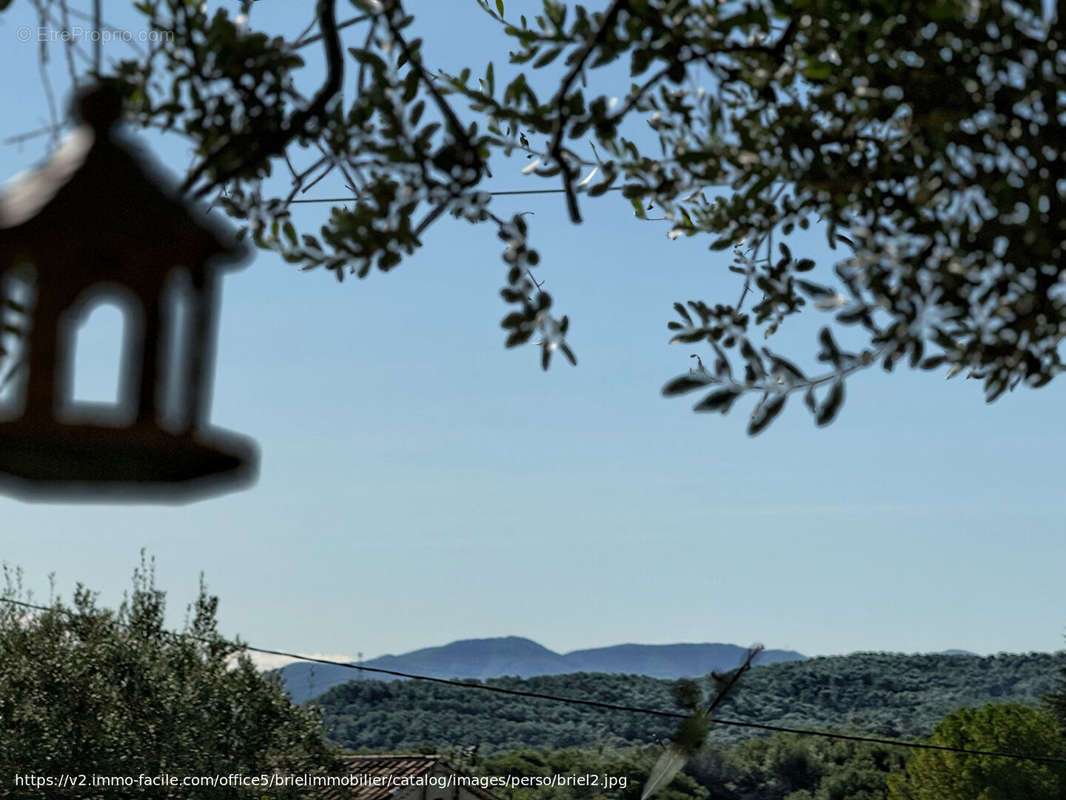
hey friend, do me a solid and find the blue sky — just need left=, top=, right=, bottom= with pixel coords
left=1, top=1, right=1064, bottom=670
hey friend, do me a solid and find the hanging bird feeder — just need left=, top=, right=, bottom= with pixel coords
left=0, top=85, right=258, bottom=502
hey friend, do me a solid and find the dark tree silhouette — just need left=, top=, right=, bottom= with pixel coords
left=0, top=557, right=341, bottom=799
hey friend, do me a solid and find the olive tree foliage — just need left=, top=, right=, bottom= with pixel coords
left=706, top=733, right=906, bottom=800
left=0, top=557, right=340, bottom=799
left=1044, top=645, right=1066, bottom=729
left=884, top=704, right=1066, bottom=800
left=6, top=0, right=1066, bottom=432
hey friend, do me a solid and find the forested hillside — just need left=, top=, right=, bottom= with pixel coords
left=280, top=637, right=804, bottom=703
left=317, top=652, right=1062, bottom=753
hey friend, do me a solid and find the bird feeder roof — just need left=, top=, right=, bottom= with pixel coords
left=0, top=86, right=247, bottom=277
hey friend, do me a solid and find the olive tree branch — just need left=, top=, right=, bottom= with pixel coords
left=181, top=0, right=345, bottom=199
left=547, top=0, right=627, bottom=223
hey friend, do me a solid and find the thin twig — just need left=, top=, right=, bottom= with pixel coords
left=413, top=199, right=450, bottom=239
left=707, top=645, right=762, bottom=713
left=547, top=0, right=627, bottom=224
left=299, top=160, right=336, bottom=195
left=93, top=0, right=102, bottom=75
left=283, top=155, right=331, bottom=207
left=356, top=17, right=379, bottom=95
left=609, top=61, right=679, bottom=124
left=65, top=6, right=147, bottom=57
left=182, top=0, right=345, bottom=199
left=57, top=0, right=80, bottom=89
left=33, top=2, right=61, bottom=149
left=381, top=1, right=481, bottom=182
left=316, top=142, right=360, bottom=194
left=292, top=12, right=373, bottom=49
left=291, top=12, right=321, bottom=50
left=284, top=153, right=299, bottom=180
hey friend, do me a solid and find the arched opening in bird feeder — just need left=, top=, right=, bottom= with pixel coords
left=61, top=286, right=138, bottom=424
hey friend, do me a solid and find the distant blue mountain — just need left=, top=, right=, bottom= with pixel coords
left=277, top=636, right=806, bottom=703
left=565, top=642, right=802, bottom=676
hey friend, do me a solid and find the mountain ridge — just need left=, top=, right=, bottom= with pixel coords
left=278, top=636, right=805, bottom=703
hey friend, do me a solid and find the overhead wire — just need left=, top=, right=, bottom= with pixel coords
left=286, top=186, right=627, bottom=204
left=3, top=597, right=1066, bottom=767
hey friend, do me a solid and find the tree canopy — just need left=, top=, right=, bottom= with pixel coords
left=312, top=652, right=1060, bottom=754
left=713, top=733, right=906, bottom=800
left=884, top=703, right=1066, bottom=800
left=1044, top=644, right=1066, bottom=729
left=4, top=0, right=1065, bottom=433
left=0, top=557, right=340, bottom=799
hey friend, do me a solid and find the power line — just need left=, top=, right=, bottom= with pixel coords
left=233, top=643, right=1066, bottom=766
left=4, top=596, right=1066, bottom=767
left=287, top=186, right=627, bottom=204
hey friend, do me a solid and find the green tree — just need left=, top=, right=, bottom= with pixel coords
left=717, top=733, right=904, bottom=800
left=4, top=0, right=1065, bottom=433
left=884, top=704, right=1066, bottom=800
left=1043, top=646, right=1066, bottom=729
left=0, top=557, right=341, bottom=799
